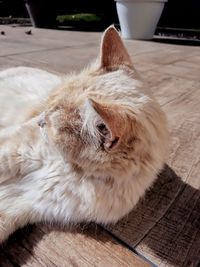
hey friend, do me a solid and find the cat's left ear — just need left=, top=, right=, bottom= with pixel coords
left=100, top=26, right=134, bottom=71
left=83, top=98, right=126, bottom=151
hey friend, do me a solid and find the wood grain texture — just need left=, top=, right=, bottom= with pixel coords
left=0, top=25, right=200, bottom=267
left=0, top=224, right=150, bottom=267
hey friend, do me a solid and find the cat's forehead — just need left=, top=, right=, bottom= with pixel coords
left=86, top=70, right=142, bottom=95
left=65, top=69, right=138, bottom=90
left=50, top=68, right=142, bottom=110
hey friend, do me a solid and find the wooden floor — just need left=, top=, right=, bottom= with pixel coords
left=0, top=25, right=200, bottom=267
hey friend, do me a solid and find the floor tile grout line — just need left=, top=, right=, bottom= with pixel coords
left=133, top=182, right=187, bottom=249
left=98, top=225, right=157, bottom=267
left=0, top=43, right=97, bottom=58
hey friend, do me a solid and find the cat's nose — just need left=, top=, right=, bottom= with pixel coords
left=38, top=118, right=46, bottom=128
left=38, top=112, right=47, bottom=128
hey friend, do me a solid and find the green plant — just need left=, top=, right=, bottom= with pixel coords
left=56, top=13, right=102, bottom=24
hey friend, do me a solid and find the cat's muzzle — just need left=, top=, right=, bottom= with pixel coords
left=38, top=113, right=47, bottom=128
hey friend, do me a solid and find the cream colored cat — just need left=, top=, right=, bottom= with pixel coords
left=0, top=26, right=168, bottom=243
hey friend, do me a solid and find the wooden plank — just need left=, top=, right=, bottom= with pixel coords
left=0, top=57, right=30, bottom=71
left=6, top=45, right=98, bottom=74
left=164, top=110, right=200, bottom=182
left=0, top=224, right=150, bottom=267
left=0, top=26, right=101, bottom=57
left=166, top=59, right=200, bottom=82
left=152, top=63, right=200, bottom=81
left=131, top=46, right=200, bottom=66
left=136, top=178, right=200, bottom=267
left=142, top=70, right=200, bottom=107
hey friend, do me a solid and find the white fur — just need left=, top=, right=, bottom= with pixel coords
left=0, top=67, right=62, bottom=128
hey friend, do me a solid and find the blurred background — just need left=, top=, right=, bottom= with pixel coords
left=0, top=0, right=200, bottom=42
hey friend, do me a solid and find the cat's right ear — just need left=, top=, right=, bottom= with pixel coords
left=82, top=99, right=126, bottom=151
left=100, top=26, right=134, bottom=71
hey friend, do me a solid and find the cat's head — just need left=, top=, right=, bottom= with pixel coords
left=38, top=26, right=168, bottom=178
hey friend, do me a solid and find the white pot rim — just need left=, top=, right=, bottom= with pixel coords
left=115, top=0, right=168, bottom=2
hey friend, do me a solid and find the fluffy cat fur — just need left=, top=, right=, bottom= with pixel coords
left=0, top=26, right=168, bottom=243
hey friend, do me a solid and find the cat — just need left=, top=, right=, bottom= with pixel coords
left=0, top=26, right=168, bottom=243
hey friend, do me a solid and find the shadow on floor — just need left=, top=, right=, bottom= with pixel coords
left=0, top=165, right=199, bottom=266
left=108, top=165, right=200, bottom=267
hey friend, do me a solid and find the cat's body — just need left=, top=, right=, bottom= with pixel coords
left=0, top=27, right=168, bottom=243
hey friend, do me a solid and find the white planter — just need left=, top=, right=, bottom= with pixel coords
left=115, top=0, right=168, bottom=40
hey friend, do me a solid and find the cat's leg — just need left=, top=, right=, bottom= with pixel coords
left=0, top=186, right=34, bottom=243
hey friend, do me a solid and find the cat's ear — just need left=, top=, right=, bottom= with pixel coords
left=83, top=99, right=125, bottom=150
left=100, top=26, right=133, bottom=71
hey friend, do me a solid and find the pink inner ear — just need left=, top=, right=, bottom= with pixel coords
left=96, top=121, right=120, bottom=150
left=100, top=26, right=133, bottom=70
left=90, top=99, right=123, bottom=140
left=88, top=98, right=124, bottom=150
left=97, top=123, right=110, bottom=138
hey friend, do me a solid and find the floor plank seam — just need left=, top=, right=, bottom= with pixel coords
left=181, top=220, right=200, bottom=267
left=99, top=225, right=157, bottom=266
left=159, top=189, right=200, bottom=265
left=0, top=45, right=78, bottom=58
left=152, top=68, right=200, bottom=82
left=133, top=182, right=187, bottom=248
left=161, top=87, right=198, bottom=107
